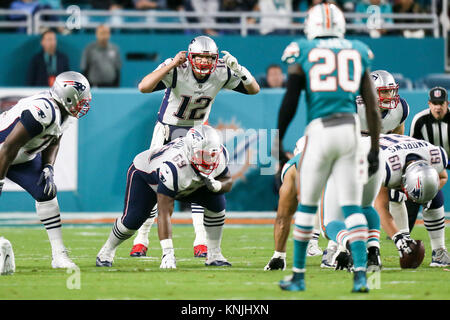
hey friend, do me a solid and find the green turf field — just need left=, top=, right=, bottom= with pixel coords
left=0, top=224, right=449, bottom=300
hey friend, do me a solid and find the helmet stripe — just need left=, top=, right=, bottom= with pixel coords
left=324, top=3, right=331, bottom=29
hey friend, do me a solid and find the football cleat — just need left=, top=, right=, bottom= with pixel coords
left=279, top=272, right=305, bottom=291
left=264, top=257, right=286, bottom=271
left=205, top=248, right=231, bottom=267
left=352, top=270, right=369, bottom=293
left=160, top=252, right=176, bottom=269
left=96, top=245, right=115, bottom=267
left=52, top=249, right=77, bottom=269
left=367, top=246, right=382, bottom=272
left=321, top=247, right=337, bottom=268
left=0, top=237, right=15, bottom=275
left=130, top=244, right=148, bottom=257
left=193, top=244, right=207, bottom=258
left=307, top=240, right=323, bottom=257
left=430, top=248, right=450, bottom=267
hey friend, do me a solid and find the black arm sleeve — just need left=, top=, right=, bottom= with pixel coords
left=152, top=81, right=167, bottom=92
left=231, top=82, right=249, bottom=94
left=277, top=73, right=304, bottom=142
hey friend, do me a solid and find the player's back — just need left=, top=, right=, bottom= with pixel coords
left=295, top=37, right=373, bottom=124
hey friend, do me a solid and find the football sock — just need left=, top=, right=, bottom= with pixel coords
left=105, top=218, right=136, bottom=250
left=343, top=206, right=368, bottom=271
left=203, top=210, right=225, bottom=251
left=292, top=205, right=316, bottom=273
left=191, top=203, right=207, bottom=246
left=423, top=206, right=446, bottom=250
left=133, top=206, right=157, bottom=246
left=35, top=198, right=65, bottom=255
left=363, top=206, right=381, bottom=249
left=325, top=221, right=349, bottom=249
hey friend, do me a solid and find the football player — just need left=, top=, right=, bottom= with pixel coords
left=321, top=70, right=411, bottom=267
left=130, top=35, right=260, bottom=259
left=375, top=134, right=450, bottom=267
left=278, top=3, right=381, bottom=293
left=0, top=237, right=15, bottom=275
left=265, top=136, right=383, bottom=273
left=0, top=71, right=92, bottom=269
left=96, top=125, right=233, bottom=269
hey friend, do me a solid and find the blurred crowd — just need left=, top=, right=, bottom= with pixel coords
left=0, top=0, right=442, bottom=37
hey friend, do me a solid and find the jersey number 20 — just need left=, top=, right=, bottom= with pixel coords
left=308, top=48, right=362, bottom=93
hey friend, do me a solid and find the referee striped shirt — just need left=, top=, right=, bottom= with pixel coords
left=409, top=107, right=450, bottom=157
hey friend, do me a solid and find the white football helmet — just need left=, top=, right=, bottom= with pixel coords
left=50, top=71, right=91, bottom=118
left=187, top=36, right=219, bottom=75
left=304, top=3, right=346, bottom=40
left=401, top=160, right=440, bottom=204
left=371, top=70, right=400, bottom=110
left=185, top=125, right=222, bottom=175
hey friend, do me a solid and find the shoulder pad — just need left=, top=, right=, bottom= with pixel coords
left=27, top=97, right=56, bottom=127
left=159, top=161, right=178, bottom=192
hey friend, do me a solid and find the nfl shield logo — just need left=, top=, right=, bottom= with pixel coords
left=434, top=90, right=441, bottom=98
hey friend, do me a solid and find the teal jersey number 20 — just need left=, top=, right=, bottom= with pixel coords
left=282, top=37, right=374, bottom=124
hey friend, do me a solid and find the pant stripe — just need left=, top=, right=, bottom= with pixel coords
left=296, top=135, right=309, bottom=204
left=122, top=165, right=137, bottom=223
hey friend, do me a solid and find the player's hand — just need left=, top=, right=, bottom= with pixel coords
left=171, top=51, right=187, bottom=68
left=264, top=257, right=286, bottom=270
left=0, top=179, right=4, bottom=197
left=200, top=174, right=222, bottom=193
left=393, top=232, right=416, bottom=258
left=367, top=149, right=379, bottom=177
left=37, top=164, right=57, bottom=198
left=334, top=249, right=353, bottom=272
left=160, top=252, right=176, bottom=269
left=221, top=50, right=242, bottom=74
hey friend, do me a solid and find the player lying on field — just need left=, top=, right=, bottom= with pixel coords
left=0, top=71, right=91, bottom=271
left=96, top=125, right=233, bottom=269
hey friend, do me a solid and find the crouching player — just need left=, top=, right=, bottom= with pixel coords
left=96, top=125, right=233, bottom=268
left=0, top=71, right=91, bottom=269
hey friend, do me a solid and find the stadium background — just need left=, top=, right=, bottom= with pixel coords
left=0, top=1, right=450, bottom=217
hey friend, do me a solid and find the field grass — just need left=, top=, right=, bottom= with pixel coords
left=0, top=224, right=449, bottom=301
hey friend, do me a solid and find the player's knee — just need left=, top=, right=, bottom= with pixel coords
left=427, top=190, right=444, bottom=210
left=203, top=209, right=225, bottom=227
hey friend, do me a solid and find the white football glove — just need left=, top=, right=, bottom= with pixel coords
left=221, top=50, right=253, bottom=85
left=393, top=232, right=416, bottom=258
left=160, top=252, right=176, bottom=269
left=200, top=174, right=222, bottom=193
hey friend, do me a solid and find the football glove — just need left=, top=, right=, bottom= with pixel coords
left=0, top=179, right=4, bottom=197
left=264, top=257, right=286, bottom=271
left=221, top=50, right=253, bottom=85
left=160, top=252, right=176, bottom=269
left=334, top=249, right=353, bottom=272
left=393, top=232, right=416, bottom=258
left=37, top=164, right=57, bottom=198
left=367, top=149, right=379, bottom=177
left=200, top=174, right=222, bottom=193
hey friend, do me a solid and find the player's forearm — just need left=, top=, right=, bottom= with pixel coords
left=439, top=171, right=447, bottom=189
left=243, top=78, right=260, bottom=95
left=375, top=188, right=398, bottom=238
left=360, top=70, right=381, bottom=150
left=217, top=176, right=233, bottom=193
left=156, top=193, right=175, bottom=240
left=274, top=191, right=297, bottom=252
left=138, top=64, right=173, bottom=93
left=0, top=149, right=15, bottom=180
left=41, top=138, right=60, bottom=166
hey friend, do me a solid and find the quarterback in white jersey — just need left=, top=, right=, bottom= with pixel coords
left=0, top=71, right=91, bottom=270
left=130, top=35, right=260, bottom=258
left=357, top=70, right=409, bottom=135
left=96, top=125, right=234, bottom=269
left=375, top=134, right=450, bottom=266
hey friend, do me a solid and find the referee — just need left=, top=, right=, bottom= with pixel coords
left=408, top=86, right=450, bottom=231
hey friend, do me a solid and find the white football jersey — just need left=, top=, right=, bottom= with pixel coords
left=155, top=58, right=242, bottom=126
left=379, top=134, right=448, bottom=189
left=0, top=91, right=74, bottom=165
left=357, top=96, right=409, bottom=134
left=133, top=137, right=229, bottom=199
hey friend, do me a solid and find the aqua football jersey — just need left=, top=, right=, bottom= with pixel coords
left=282, top=37, right=374, bottom=124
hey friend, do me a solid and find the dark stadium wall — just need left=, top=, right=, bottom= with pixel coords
left=0, top=34, right=444, bottom=87
left=1, top=89, right=449, bottom=212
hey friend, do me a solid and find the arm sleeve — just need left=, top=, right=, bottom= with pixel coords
left=277, top=73, right=304, bottom=141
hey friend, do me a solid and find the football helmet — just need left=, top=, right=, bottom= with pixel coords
left=401, top=160, right=440, bottom=204
left=185, top=125, right=222, bottom=176
left=371, top=70, right=400, bottom=110
left=50, top=71, right=91, bottom=118
left=304, top=3, right=346, bottom=40
left=187, top=36, right=219, bottom=75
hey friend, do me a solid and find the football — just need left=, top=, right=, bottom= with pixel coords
left=400, top=240, right=425, bottom=269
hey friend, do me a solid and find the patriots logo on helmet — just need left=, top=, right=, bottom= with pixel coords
left=63, top=81, right=86, bottom=93
left=189, top=129, right=204, bottom=142
left=410, top=177, right=422, bottom=199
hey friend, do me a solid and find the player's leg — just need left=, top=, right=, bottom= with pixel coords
left=405, top=199, right=421, bottom=233
left=191, top=203, right=208, bottom=258
left=422, top=191, right=450, bottom=267
left=280, top=129, right=334, bottom=291
left=97, top=164, right=157, bottom=267
left=0, top=237, right=15, bottom=275
left=6, top=156, right=75, bottom=269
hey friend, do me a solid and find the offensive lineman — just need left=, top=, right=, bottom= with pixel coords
left=0, top=71, right=92, bottom=270
left=96, top=125, right=233, bottom=269
left=277, top=3, right=381, bottom=293
left=130, top=35, right=260, bottom=258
